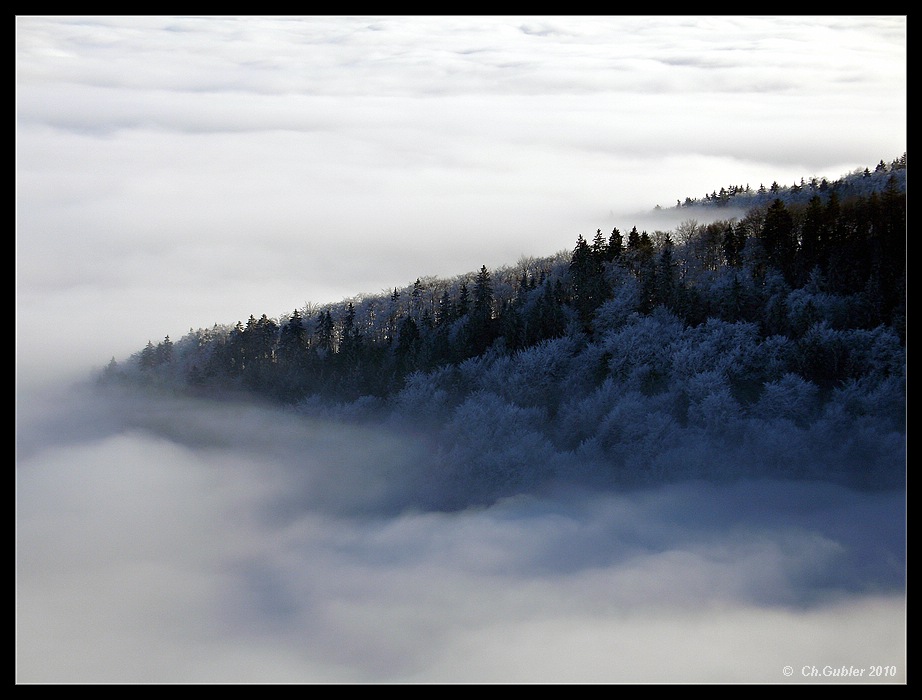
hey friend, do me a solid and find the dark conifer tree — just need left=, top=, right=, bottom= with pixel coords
left=722, top=222, right=744, bottom=268
left=569, top=235, right=593, bottom=311
left=395, top=315, right=421, bottom=373
left=499, top=299, right=526, bottom=353
left=278, top=310, right=305, bottom=356
left=226, top=321, right=246, bottom=376
left=457, top=282, right=470, bottom=318
left=155, top=336, right=173, bottom=365
left=472, top=265, right=492, bottom=311
left=240, top=314, right=278, bottom=391
left=654, top=234, right=678, bottom=309
left=436, top=290, right=455, bottom=327
left=797, top=195, right=825, bottom=284
left=627, top=226, right=641, bottom=250
left=274, top=309, right=311, bottom=399
left=411, top=278, right=425, bottom=320
left=139, top=340, right=157, bottom=371
left=340, top=303, right=361, bottom=358
left=315, top=310, right=334, bottom=356
left=525, top=280, right=567, bottom=345
left=607, top=227, right=623, bottom=262
left=591, top=228, right=607, bottom=262
left=101, top=356, right=121, bottom=383
left=569, top=233, right=607, bottom=330
left=761, top=198, right=796, bottom=283
left=638, top=230, right=653, bottom=255
left=467, top=265, right=497, bottom=355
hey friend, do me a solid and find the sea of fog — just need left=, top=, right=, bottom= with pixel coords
left=16, top=382, right=905, bottom=683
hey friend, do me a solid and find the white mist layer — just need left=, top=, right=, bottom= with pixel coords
left=16, top=386, right=905, bottom=683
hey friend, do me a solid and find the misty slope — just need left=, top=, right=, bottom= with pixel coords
left=98, top=155, right=906, bottom=509
left=665, top=152, right=906, bottom=211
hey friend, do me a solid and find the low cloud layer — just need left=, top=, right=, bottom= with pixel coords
left=16, top=386, right=906, bottom=683
left=16, top=17, right=906, bottom=683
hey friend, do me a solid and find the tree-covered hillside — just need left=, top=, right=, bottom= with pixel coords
left=100, top=155, right=906, bottom=506
left=665, top=152, right=906, bottom=211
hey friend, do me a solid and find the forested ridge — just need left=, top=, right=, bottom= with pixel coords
left=100, top=155, right=906, bottom=505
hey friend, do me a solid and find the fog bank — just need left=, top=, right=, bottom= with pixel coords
left=16, top=384, right=905, bottom=683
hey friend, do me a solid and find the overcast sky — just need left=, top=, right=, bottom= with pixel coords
left=16, top=15, right=906, bottom=388
left=15, top=17, right=907, bottom=683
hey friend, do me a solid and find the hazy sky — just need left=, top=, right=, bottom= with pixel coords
left=15, top=16, right=907, bottom=684
left=15, top=15, right=906, bottom=388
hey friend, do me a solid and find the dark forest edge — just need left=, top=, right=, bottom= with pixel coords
left=98, top=155, right=907, bottom=507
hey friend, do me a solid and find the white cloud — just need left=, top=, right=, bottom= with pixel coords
left=16, top=387, right=906, bottom=683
